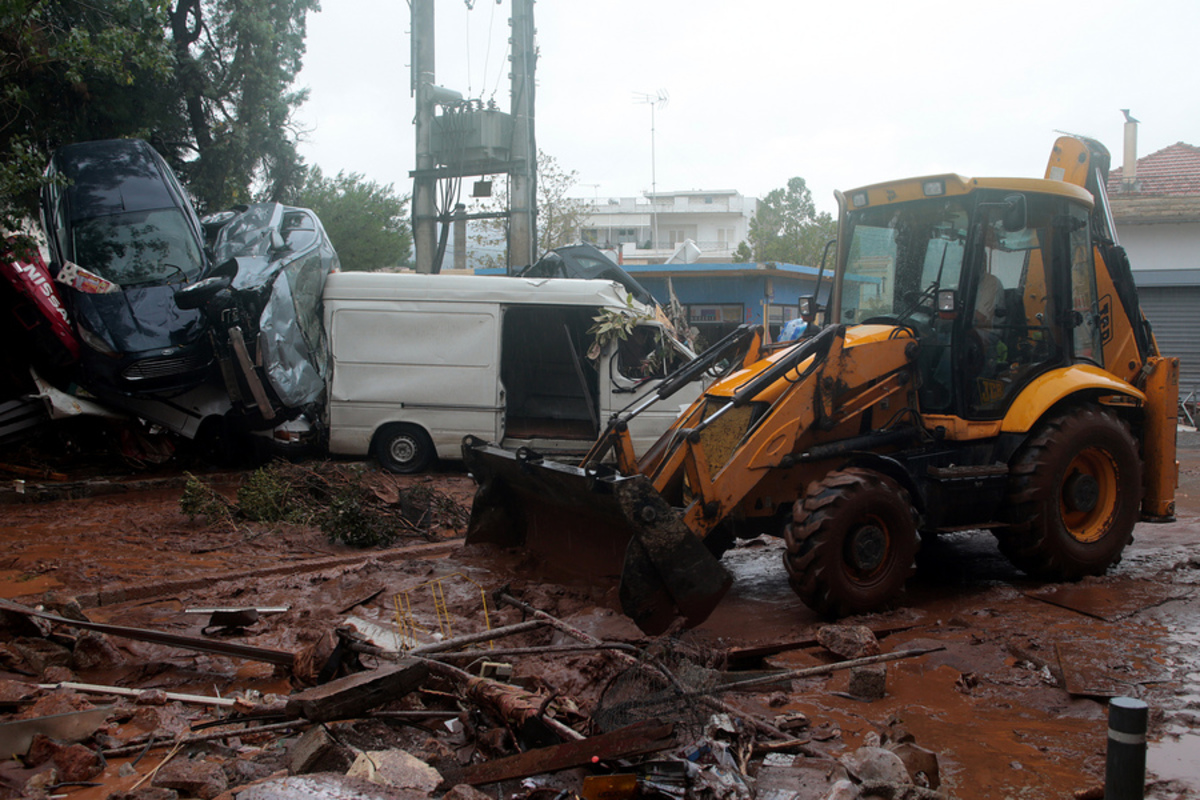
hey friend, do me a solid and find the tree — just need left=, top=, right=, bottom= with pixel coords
left=470, top=150, right=590, bottom=270
left=0, top=0, right=317, bottom=231
left=734, top=177, right=836, bottom=267
left=167, top=0, right=317, bottom=212
left=0, top=0, right=175, bottom=230
left=288, top=167, right=412, bottom=272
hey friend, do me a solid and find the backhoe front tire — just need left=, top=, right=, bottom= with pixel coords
left=783, top=468, right=920, bottom=618
left=998, top=406, right=1141, bottom=579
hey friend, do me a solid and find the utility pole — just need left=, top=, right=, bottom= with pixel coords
left=409, top=0, right=534, bottom=273
left=634, top=90, right=668, bottom=259
left=411, top=0, right=436, bottom=274
left=508, top=0, right=537, bottom=271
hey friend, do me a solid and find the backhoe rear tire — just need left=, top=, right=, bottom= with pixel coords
left=783, top=467, right=920, bottom=618
left=997, top=406, right=1141, bottom=579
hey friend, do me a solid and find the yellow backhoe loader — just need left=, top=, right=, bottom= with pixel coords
left=463, top=136, right=1179, bottom=635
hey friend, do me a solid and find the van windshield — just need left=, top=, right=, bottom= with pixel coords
left=72, top=208, right=205, bottom=286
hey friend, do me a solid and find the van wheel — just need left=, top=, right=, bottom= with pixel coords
left=374, top=424, right=435, bottom=474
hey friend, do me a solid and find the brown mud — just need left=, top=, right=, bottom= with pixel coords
left=1, top=443, right=1199, bottom=799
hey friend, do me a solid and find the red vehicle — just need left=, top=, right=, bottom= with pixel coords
left=0, top=238, right=80, bottom=378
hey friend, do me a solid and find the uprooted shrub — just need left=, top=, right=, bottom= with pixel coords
left=179, top=462, right=470, bottom=547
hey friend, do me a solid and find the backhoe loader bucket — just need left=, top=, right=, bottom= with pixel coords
left=462, top=437, right=732, bottom=635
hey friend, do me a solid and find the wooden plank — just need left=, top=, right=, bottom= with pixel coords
left=285, top=660, right=430, bottom=722
left=39, top=682, right=236, bottom=707
left=459, top=719, right=675, bottom=786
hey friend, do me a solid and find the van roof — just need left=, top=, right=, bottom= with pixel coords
left=323, top=272, right=656, bottom=313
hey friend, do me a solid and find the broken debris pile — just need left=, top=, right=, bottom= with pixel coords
left=1, top=588, right=953, bottom=800
left=180, top=461, right=471, bottom=547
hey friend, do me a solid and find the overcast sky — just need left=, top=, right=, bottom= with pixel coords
left=294, top=0, right=1199, bottom=215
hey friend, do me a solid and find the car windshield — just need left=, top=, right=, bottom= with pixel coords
left=839, top=197, right=969, bottom=325
left=71, top=208, right=205, bottom=286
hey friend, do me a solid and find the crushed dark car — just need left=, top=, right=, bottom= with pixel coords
left=39, top=138, right=213, bottom=394
left=176, top=202, right=339, bottom=441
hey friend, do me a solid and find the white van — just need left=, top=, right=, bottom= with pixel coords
left=322, top=272, right=699, bottom=472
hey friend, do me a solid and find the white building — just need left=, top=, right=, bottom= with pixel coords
left=574, top=189, right=757, bottom=264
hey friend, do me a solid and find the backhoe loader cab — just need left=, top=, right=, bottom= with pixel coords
left=833, top=176, right=1101, bottom=421
left=463, top=136, right=1178, bottom=634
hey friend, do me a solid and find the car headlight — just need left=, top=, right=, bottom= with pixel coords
left=76, top=321, right=121, bottom=358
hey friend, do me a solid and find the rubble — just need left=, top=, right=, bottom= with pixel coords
left=4, top=444, right=1200, bottom=799
left=817, top=625, right=882, bottom=660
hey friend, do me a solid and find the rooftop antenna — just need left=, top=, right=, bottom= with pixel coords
left=633, top=89, right=669, bottom=258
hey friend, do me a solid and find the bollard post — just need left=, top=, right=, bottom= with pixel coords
left=1105, top=696, right=1148, bottom=800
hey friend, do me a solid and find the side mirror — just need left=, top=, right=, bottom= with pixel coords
left=1002, top=194, right=1027, bottom=232
left=937, top=289, right=958, bottom=320
left=798, top=295, right=817, bottom=320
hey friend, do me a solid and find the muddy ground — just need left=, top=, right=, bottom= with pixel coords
left=1, top=433, right=1199, bottom=799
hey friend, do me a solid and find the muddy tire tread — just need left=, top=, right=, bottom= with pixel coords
left=783, top=467, right=920, bottom=618
left=998, top=406, right=1142, bottom=580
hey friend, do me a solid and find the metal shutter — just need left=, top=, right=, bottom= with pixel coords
left=1138, top=285, right=1200, bottom=397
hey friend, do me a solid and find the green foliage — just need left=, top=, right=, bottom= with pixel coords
left=320, top=489, right=398, bottom=548
left=737, top=177, right=837, bottom=267
left=236, top=466, right=308, bottom=522
left=0, top=0, right=318, bottom=229
left=470, top=150, right=590, bottom=270
left=179, top=471, right=238, bottom=525
left=586, top=294, right=653, bottom=361
left=288, top=167, right=412, bottom=271
left=170, top=0, right=319, bottom=211
left=0, top=0, right=175, bottom=229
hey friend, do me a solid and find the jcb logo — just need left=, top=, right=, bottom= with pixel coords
left=1099, top=295, right=1113, bottom=344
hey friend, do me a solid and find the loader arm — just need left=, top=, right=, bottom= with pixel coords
left=463, top=323, right=919, bottom=634
left=642, top=325, right=918, bottom=541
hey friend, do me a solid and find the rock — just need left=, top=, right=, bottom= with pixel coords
left=0, top=677, right=40, bottom=704
left=289, top=725, right=354, bottom=775
left=23, top=765, right=59, bottom=793
left=825, top=779, right=859, bottom=800
left=25, top=734, right=63, bottom=767
left=52, top=743, right=104, bottom=782
left=766, top=691, right=790, bottom=708
left=887, top=742, right=940, bottom=789
left=41, top=594, right=89, bottom=623
left=119, top=761, right=138, bottom=777
left=42, top=665, right=74, bottom=684
left=840, top=746, right=910, bottom=784
left=153, top=757, right=229, bottom=800
left=135, top=689, right=170, bottom=706
left=237, top=773, right=420, bottom=799
left=72, top=631, right=125, bottom=670
left=817, top=625, right=881, bottom=659
left=11, top=636, right=73, bottom=674
left=442, top=785, right=493, bottom=800
left=345, top=750, right=442, bottom=793
left=17, top=689, right=95, bottom=719
left=223, top=757, right=275, bottom=787
left=848, top=664, right=887, bottom=700
left=773, top=712, right=811, bottom=732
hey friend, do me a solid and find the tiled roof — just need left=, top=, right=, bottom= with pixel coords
left=1108, top=142, right=1200, bottom=196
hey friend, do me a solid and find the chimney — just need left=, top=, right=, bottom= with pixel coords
left=1121, top=109, right=1139, bottom=192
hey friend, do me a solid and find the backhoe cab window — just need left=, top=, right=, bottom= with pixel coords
left=840, top=199, right=969, bottom=327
